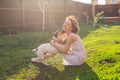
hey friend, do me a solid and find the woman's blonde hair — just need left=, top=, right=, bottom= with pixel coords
left=66, top=15, right=79, bottom=34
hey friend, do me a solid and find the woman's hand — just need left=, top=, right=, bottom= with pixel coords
left=50, top=39, right=66, bottom=54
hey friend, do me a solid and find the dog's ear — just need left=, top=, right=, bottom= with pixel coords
left=61, top=30, right=65, bottom=34
left=53, top=30, right=60, bottom=38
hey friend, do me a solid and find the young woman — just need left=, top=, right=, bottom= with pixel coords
left=50, top=15, right=86, bottom=66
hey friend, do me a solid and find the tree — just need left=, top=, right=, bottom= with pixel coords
left=37, top=0, right=48, bottom=30
left=83, top=11, right=104, bottom=28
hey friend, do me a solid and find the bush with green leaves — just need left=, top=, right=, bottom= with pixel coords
left=93, top=11, right=104, bottom=28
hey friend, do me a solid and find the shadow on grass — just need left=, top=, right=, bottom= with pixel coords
left=79, top=24, right=98, bottom=39
left=33, top=62, right=99, bottom=80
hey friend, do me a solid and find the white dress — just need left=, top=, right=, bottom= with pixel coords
left=61, top=36, right=86, bottom=66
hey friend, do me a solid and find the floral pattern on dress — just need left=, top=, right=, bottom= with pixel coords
left=62, top=36, right=86, bottom=65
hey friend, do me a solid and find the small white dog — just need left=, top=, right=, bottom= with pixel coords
left=31, top=30, right=66, bottom=64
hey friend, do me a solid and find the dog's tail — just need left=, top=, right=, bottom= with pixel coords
left=32, top=48, right=38, bottom=52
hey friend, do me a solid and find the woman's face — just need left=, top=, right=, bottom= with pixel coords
left=63, top=18, right=72, bottom=33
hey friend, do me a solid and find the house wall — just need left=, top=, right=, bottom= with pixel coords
left=106, top=0, right=120, bottom=4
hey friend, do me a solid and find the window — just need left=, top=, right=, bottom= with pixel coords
left=110, top=0, right=117, bottom=4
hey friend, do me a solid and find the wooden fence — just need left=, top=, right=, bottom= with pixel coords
left=96, top=4, right=119, bottom=17
left=0, top=0, right=92, bottom=33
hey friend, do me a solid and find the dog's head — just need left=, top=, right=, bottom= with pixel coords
left=53, top=30, right=65, bottom=38
left=53, top=30, right=67, bottom=43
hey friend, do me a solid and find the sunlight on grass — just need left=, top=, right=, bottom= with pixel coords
left=0, top=24, right=120, bottom=80
left=6, top=64, right=39, bottom=80
left=83, top=25, right=120, bottom=79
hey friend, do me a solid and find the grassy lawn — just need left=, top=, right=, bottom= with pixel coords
left=0, top=23, right=120, bottom=80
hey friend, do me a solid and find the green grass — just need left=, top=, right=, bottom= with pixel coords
left=83, top=26, right=120, bottom=79
left=0, top=24, right=120, bottom=80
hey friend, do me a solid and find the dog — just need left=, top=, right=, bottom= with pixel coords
left=31, top=30, right=66, bottom=65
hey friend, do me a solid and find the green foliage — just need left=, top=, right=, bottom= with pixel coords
left=0, top=32, right=52, bottom=80
left=92, top=11, right=104, bottom=28
left=78, top=23, right=97, bottom=38
left=94, top=11, right=104, bottom=24
left=84, top=25, right=120, bottom=80
left=0, top=24, right=120, bottom=80
left=6, top=64, right=39, bottom=80
left=0, top=32, right=51, bottom=49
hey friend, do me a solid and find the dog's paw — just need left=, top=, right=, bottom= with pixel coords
left=31, top=57, right=41, bottom=63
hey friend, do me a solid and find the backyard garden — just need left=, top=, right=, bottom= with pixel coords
left=0, top=22, right=120, bottom=80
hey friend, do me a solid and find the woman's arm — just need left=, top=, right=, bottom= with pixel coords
left=51, top=34, right=74, bottom=54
